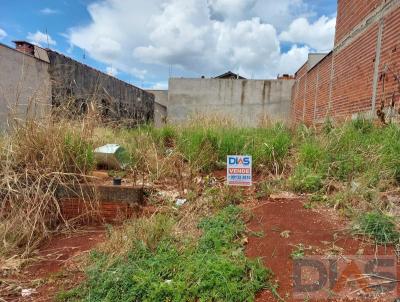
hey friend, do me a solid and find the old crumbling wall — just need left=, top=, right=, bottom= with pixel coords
left=291, top=0, right=400, bottom=123
left=0, top=43, right=51, bottom=130
left=47, top=50, right=154, bottom=124
left=168, top=78, right=294, bottom=126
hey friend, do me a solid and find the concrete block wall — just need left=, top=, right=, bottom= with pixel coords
left=168, top=78, right=294, bottom=126
left=291, top=0, right=400, bottom=124
left=0, top=43, right=51, bottom=130
left=47, top=50, right=154, bottom=124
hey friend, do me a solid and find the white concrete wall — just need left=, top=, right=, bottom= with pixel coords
left=168, top=78, right=294, bottom=126
left=0, top=44, right=51, bottom=130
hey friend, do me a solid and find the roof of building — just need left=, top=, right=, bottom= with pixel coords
left=214, top=71, right=246, bottom=79
left=12, top=41, right=50, bottom=63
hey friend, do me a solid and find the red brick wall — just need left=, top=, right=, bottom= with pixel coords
left=376, top=7, right=400, bottom=109
left=60, top=198, right=138, bottom=223
left=291, top=63, right=308, bottom=123
left=335, top=0, right=383, bottom=44
left=304, top=66, right=318, bottom=124
left=315, top=54, right=333, bottom=121
left=291, top=54, right=333, bottom=124
left=331, top=24, right=378, bottom=117
left=291, top=0, right=400, bottom=124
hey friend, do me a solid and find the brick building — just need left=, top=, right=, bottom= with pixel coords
left=291, top=0, right=400, bottom=124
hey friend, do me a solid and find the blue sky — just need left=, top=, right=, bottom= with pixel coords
left=0, top=0, right=337, bottom=89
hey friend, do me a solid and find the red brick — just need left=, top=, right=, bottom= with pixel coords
left=291, top=0, right=400, bottom=123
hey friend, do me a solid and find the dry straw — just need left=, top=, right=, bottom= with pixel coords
left=0, top=97, right=100, bottom=262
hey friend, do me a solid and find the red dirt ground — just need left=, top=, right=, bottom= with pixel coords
left=246, top=198, right=400, bottom=302
left=2, top=227, right=106, bottom=302
left=3, top=169, right=399, bottom=302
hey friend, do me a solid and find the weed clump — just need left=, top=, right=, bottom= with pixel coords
left=290, top=165, right=323, bottom=193
left=353, top=211, right=399, bottom=244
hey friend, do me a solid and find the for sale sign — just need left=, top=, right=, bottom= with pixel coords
left=227, top=155, right=252, bottom=186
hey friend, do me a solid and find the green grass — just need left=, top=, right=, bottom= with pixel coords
left=289, top=165, right=323, bottom=193
left=57, top=206, right=273, bottom=302
left=152, top=123, right=293, bottom=173
left=63, top=131, right=95, bottom=174
left=353, top=211, right=399, bottom=244
left=96, top=119, right=400, bottom=244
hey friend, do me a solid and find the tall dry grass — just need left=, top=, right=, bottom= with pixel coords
left=0, top=112, right=97, bottom=259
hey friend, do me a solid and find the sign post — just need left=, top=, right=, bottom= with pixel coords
left=227, top=155, right=252, bottom=187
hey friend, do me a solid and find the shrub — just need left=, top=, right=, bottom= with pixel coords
left=322, top=118, right=334, bottom=134
left=158, top=125, right=177, bottom=148
left=290, top=244, right=306, bottom=260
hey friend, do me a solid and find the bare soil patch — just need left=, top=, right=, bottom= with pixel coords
left=1, top=227, right=105, bottom=302
left=246, top=198, right=399, bottom=302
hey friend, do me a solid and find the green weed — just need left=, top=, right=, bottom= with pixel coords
left=63, top=132, right=94, bottom=173
left=353, top=211, right=399, bottom=244
left=290, top=165, right=323, bottom=193
left=290, top=244, right=306, bottom=260
left=58, top=206, right=272, bottom=302
left=351, top=117, right=373, bottom=134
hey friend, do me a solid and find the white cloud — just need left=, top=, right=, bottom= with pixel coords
left=27, top=31, right=57, bottom=47
left=68, top=0, right=333, bottom=81
left=279, top=15, right=336, bottom=52
left=130, top=68, right=148, bottom=80
left=151, top=82, right=168, bottom=90
left=0, top=28, right=6, bottom=40
left=208, top=0, right=257, bottom=22
left=208, top=0, right=309, bottom=29
left=106, top=66, right=118, bottom=76
left=40, top=8, right=60, bottom=15
left=278, top=45, right=310, bottom=75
